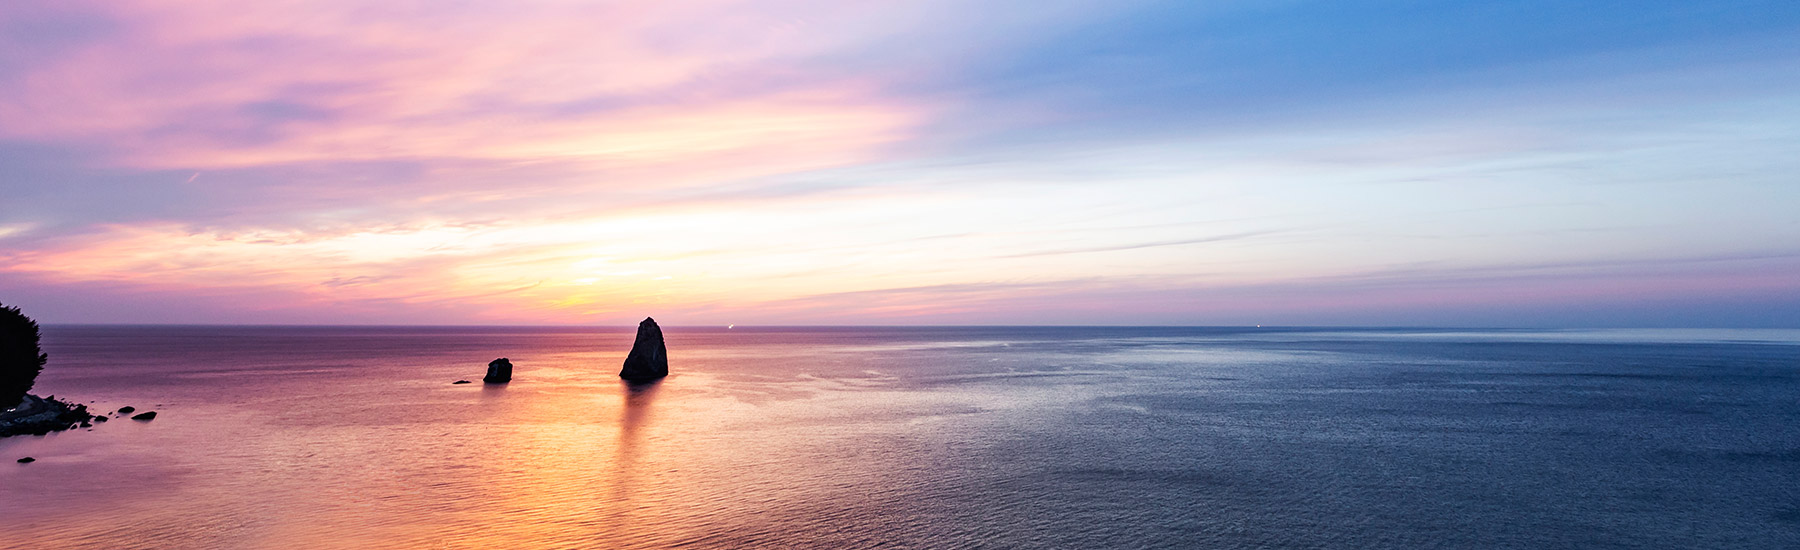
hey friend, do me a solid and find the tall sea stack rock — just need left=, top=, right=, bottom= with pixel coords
left=619, top=317, right=668, bottom=381
left=484, top=358, right=513, bottom=384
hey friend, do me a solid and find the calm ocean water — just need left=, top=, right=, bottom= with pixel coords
left=3, top=326, right=1797, bottom=549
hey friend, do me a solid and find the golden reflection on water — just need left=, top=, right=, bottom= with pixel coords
left=9, top=365, right=785, bottom=548
left=1, top=331, right=1053, bottom=550
left=256, top=376, right=703, bottom=548
left=616, top=380, right=661, bottom=503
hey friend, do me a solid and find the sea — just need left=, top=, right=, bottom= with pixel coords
left=2, top=326, right=1797, bottom=549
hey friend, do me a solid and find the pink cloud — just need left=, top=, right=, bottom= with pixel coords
left=0, top=0, right=928, bottom=172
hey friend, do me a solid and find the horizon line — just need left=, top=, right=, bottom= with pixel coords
left=35, top=323, right=1800, bottom=330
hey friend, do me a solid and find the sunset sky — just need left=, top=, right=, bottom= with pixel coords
left=2, top=1, right=1798, bottom=326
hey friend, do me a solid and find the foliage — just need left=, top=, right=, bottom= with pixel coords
left=0, top=303, right=47, bottom=409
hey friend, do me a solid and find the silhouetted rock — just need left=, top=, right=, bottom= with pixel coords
left=93, top=415, right=108, bottom=423
left=117, top=406, right=135, bottom=415
left=484, top=358, right=513, bottom=384
left=130, top=411, right=156, bottom=421
left=452, top=380, right=471, bottom=385
left=619, top=317, right=668, bottom=381
left=0, top=395, right=95, bottom=437
left=17, top=457, right=32, bottom=463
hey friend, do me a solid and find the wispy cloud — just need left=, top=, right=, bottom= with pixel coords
left=999, top=230, right=1283, bottom=258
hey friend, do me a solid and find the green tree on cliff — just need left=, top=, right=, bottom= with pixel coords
left=0, top=303, right=47, bottom=409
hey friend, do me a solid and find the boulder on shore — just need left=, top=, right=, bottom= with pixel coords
left=130, top=411, right=156, bottom=421
left=0, top=394, right=96, bottom=438
left=484, top=358, right=513, bottom=384
left=619, top=317, right=668, bottom=381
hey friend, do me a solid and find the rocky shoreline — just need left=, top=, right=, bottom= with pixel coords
left=0, top=394, right=98, bottom=438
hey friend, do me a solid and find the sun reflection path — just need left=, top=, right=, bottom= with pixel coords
left=614, top=379, right=663, bottom=503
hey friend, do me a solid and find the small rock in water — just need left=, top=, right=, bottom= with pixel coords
left=130, top=411, right=157, bottom=421
left=452, top=380, right=472, bottom=385
left=93, top=415, right=108, bottom=423
left=483, top=358, right=513, bottom=384
left=17, top=457, right=34, bottom=463
left=117, top=406, right=135, bottom=415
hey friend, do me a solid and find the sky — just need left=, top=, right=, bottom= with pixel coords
left=1, top=0, right=1798, bottom=327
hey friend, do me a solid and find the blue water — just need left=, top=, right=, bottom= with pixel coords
left=3, top=326, right=1798, bottom=548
